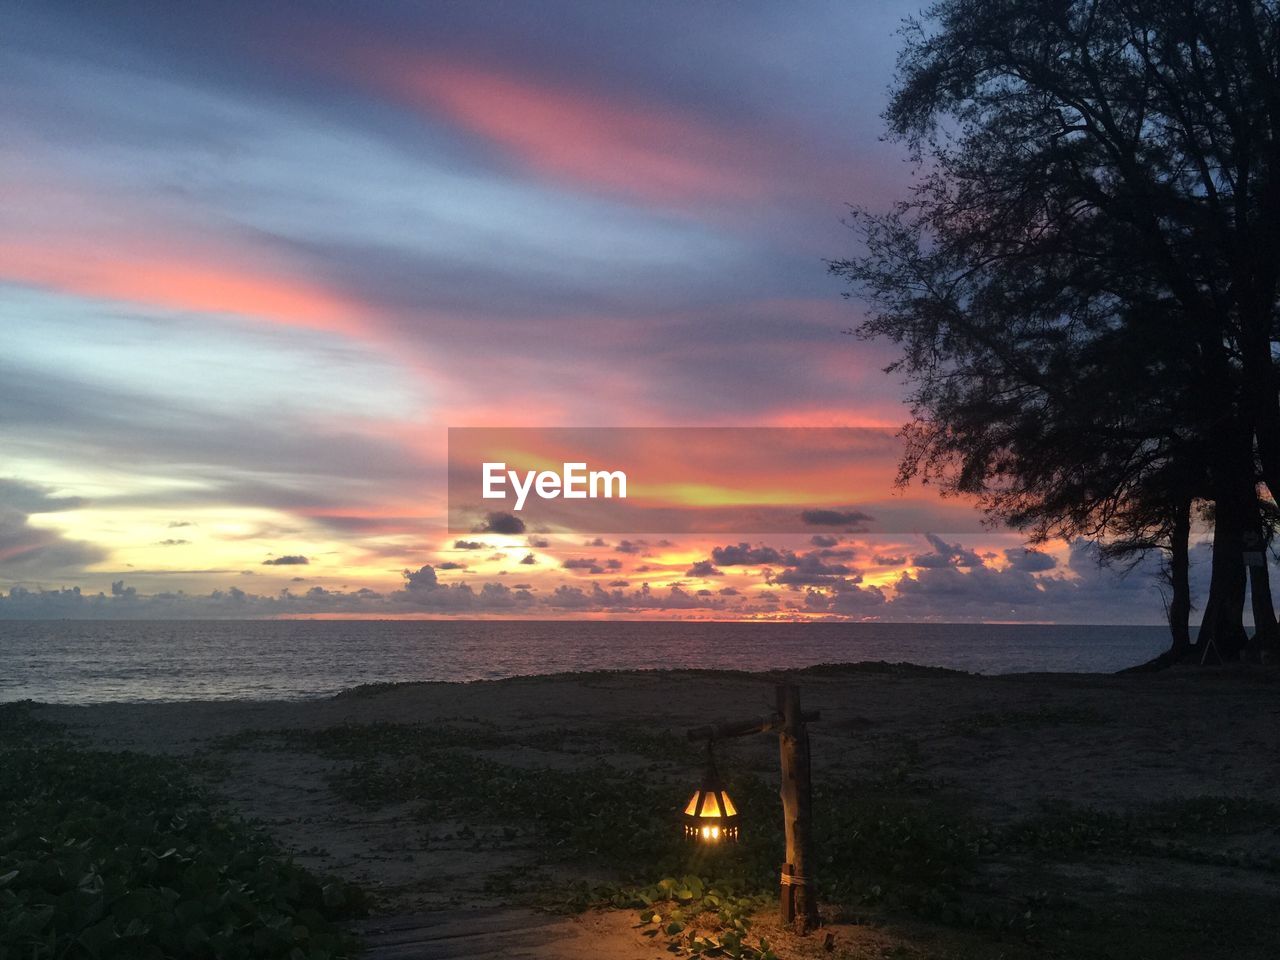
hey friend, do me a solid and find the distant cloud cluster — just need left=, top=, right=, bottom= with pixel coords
left=0, top=535, right=1204, bottom=624
left=770, top=552, right=855, bottom=587
left=0, top=461, right=1206, bottom=626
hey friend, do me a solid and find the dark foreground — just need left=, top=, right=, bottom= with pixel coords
left=7, top=662, right=1280, bottom=959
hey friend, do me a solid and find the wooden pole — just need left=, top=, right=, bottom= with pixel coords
left=777, top=682, right=818, bottom=933
left=683, top=687, right=822, bottom=934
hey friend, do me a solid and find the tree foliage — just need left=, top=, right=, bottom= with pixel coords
left=833, top=0, right=1280, bottom=659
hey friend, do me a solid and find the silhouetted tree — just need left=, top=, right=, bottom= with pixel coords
left=833, top=0, right=1280, bottom=661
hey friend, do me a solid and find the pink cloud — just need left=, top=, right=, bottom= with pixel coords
left=349, top=54, right=793, bottom=207
left=0, top=240, right=368, bottom=338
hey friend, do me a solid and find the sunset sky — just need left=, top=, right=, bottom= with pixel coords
left=0, top=1, right=1190, bottom=621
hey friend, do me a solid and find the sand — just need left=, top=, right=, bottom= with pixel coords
left=31, top=663, right=1280, bottom=959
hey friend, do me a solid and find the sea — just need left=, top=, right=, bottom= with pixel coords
left=0, top=620, right=1173, bottom=705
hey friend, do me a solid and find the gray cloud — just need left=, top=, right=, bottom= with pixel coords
left=0, top=478, right=87, bottom=514
left=800, top=509, right=874, bottom=528
left=770, top=551, right=855, bottom=587
left=912, top=534, right=984, bottom=569
left=0, top=363, right=430, bottom=510
left=402, top=565, right=438, bottom=591
left=710, top=542, right=794, bottom=566
left=685, top=560, right=723, bottom=577
left=804, top=582, right=887, bottom=614
left=475, top=512, right=526, bottom=535
left=562, top=557, right=604, bottom=574
left=1003, top=548, right=1058, bottom=572
left=0, top=479, right=105, bottom=579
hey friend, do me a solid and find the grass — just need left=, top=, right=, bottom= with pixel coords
left=0, top=702, right=366, bottom=960
left=1006, top=796, right=1280, bottom=871
left=954, top=705, right=1105, bottom=734
left=216, top=717, right=1280, bottom=959
left=212, top=718, right=700, bottom=763
left=225, top=721, right=778, bottom=881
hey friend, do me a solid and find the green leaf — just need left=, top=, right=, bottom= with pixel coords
left=121, top=917, right=150, bottom=938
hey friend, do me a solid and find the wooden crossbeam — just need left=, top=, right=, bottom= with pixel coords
left=685, top=709, right=820, bottom=742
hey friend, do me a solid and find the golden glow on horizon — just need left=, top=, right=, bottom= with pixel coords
left=3, top=451, right=1069, bottom=622
left=4, top=505, right=1071, bottom=620
left=630, top=481, right=855, bottom=508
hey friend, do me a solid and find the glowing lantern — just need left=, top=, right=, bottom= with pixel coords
left=682, top=745, right=740, bottom=843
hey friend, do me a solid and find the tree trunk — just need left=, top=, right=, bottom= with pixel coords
left=1242, top=490, right=1279, bottom=663
left=1123, top=496, right=1194, bottom=673
left=1245, top=559, right=1279, bottom=663
left=1235, top=295, right=1280, bottom=663
left=1196, top=493, right=1248, bottom=662
left=1167, top=495, right=1192, bottom=659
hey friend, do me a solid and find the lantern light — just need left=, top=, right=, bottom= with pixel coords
left=682, top=742, right=740, bottom=843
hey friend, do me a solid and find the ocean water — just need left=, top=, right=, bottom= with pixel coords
left=0, top=620, right=1172, bottom=705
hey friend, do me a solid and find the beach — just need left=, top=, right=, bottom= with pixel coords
left=28, top=662, right=1280, bottom=959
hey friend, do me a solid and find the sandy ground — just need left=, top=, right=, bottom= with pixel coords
left=33, top=663, right=1280, bottom=958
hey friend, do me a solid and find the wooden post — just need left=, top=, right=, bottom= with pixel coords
left=684, top=687, right=821, bottom=933
left=777, top=682, right=818, bottom=933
